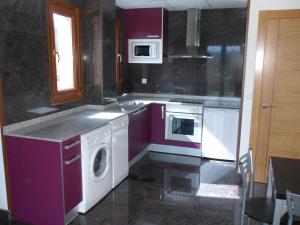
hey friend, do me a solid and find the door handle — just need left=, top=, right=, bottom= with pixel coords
left=161, top=106, right=164, bottom=120
left=65, top=155, right=81, bottom=165
left=260, top=104, right=276, bottom=109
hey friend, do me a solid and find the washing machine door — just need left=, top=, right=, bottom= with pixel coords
left=90, top=145, right=110, bottom=182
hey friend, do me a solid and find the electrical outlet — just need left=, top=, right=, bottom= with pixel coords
left=142, top=78, right=147, bottom=84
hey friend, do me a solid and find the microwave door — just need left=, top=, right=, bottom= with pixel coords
left=134, top=45, right=151, bottom=57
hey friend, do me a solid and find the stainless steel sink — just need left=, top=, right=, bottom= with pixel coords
left=118, top=100, right=143, bottom=107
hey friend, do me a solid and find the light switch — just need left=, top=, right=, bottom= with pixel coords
left=142, top=78, right=147, bottom=84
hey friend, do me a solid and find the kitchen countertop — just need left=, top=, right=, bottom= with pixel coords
left=4, top=93, right=240, bottom=142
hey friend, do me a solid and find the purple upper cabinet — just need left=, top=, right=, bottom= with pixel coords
left=150, top=104, right=201, bottom=149
left=124, top=8, right=163, bottom=39
left=124, top=8, right=168, bottom=63
left=5, top=135, right=82, bottom=225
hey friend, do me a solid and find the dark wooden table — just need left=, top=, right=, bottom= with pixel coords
left=267, top=157, right=300, bottom=225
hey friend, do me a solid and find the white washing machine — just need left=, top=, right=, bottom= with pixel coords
left=110, top=115, right=129, bottom=188
left=78, top=123, right=113, bottom=213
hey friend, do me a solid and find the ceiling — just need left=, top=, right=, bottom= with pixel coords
left=116, top=0, right=248, bottom=10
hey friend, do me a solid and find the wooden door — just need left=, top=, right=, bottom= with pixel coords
left=250, top=10, right=300, bottom=182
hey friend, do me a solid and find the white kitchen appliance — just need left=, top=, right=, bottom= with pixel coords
left=165, top=103, right=203, bottom=143
left=202, top=107, right=239, bottom=161
left=128, top=39, right=163, bottom=64
left=109, top=115, right=129, bottom=188
left=78, top=124, right=113, bottom=213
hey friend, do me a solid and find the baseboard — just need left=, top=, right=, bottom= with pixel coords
left=147, top=144, right=201, bottom=157
left=129, top=148, right=149, bottom=168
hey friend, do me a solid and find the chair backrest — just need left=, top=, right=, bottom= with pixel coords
left=239, top=149, right=254, bottom=198
left=286, top=190, right=300, bottom=225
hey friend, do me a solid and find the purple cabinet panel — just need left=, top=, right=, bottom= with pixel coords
left=140, top=106, right=151, bottom=152
left=128, top=112, right=139, bottom=161
left=6, top=136, right=65, bottom=225
left=62, top=137, right=82, bottom=214
left=128, top=106, right=151, bottom=161
left=150, top=103, right=201, bottom=149
left=124, top=8, right=168, bottom=63
left=124, top=8, right=163, bottom=39
left=6, top=135, right=83, bottom=225
left=150, top=103, right=165, bottom=144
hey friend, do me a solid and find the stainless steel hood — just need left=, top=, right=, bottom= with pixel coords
left=168, top=9, right=213, bottom=59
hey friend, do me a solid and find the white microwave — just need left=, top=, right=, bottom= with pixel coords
left=128, top=39, right=163, bottom=64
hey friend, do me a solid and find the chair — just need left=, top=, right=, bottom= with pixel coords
left=285, top=190, right=300, bottom=225
left=239, top=149, right=275, bottom=225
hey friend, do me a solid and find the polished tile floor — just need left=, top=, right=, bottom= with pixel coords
left=1, top=152, right=268, bottom=225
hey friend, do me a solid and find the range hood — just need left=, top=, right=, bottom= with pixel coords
left=168, top=8, right=213, bottom=59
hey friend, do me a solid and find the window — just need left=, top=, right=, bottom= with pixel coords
left=48, top=1, right=82, bottom=105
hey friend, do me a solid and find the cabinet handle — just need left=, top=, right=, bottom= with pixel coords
left=133, top=107, right=147, bottom=115
left=161, top=106, right=164, bottom=119
left=147, top=35, right=159, bottom=38
left=65, top=155, right=81, bottom=165
left=64, top=140, right=81, bottom=150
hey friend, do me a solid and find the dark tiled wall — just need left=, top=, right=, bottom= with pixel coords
left=102, top=0, right=116, bottom=99
left=121, top=9, right=247, bottom=97
left=0, top=0, right=115, bottom=125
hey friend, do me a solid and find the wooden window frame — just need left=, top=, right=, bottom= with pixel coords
left=48, top=1, right=82, bottom=105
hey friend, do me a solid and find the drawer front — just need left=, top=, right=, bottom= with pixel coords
left=62, top=136, right=81, bottom=160
left=62, top=136, right=82, bottom=214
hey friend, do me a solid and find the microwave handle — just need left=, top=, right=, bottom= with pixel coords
left=147, top=35, right=159, bottom=38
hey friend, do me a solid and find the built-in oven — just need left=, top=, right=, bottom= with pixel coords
left=165, top=103, right=203, bottom=143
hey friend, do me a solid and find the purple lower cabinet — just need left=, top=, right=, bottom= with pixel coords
left=128, top=112, right=139, bottom=161
left=128, top=106, right=151, bottom=161
left=150, top=103, right=201, bottom=149
left=62, top=137, right=82, bottom=214
left=141, top=106, right=151, bottom=151
left=6, top=135, right=82, bottom=225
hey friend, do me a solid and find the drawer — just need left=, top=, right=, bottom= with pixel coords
left=62, top=136, right=81, bottom=161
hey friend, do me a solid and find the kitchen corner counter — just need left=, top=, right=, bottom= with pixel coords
left=4, top=94, right=240, bottom=142
left=118, top=93, right=241, bottom=109
left=4, top=105, right=127, bottom=142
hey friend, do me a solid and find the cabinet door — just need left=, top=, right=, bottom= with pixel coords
left=124, top=8, right=163, bottom=39
left=151, top=104, right=166, bottom=144
left=140, top=106, right=151, bottom=152
left=62, top=136, right=82, bottom=214
left=128, top=112, right=139, bottom=160
left=202, top=108, right=239, bottom=161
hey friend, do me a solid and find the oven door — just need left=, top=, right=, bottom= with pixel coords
left=165, top=112, right=202, bottom=143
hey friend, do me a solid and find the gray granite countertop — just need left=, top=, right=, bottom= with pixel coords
left=4, top=93, right=240, bottom=142
left=4, top=106, right=127, bottom=142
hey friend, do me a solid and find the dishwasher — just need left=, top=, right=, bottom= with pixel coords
left=109, top=115, right=129, bottom=188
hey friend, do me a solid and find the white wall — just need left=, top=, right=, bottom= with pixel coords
left=239, top=0, right=300, bottom=156
left=0, top=129, right=8, bottom=210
